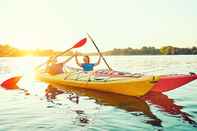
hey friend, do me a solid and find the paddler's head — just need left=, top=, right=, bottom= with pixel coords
left=83, top=55, right=90, bottom=63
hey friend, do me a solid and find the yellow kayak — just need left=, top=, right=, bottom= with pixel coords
left=36, top=71, right=159, bottom=97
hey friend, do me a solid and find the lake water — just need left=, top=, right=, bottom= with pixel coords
left=0, top=55, right=197, bottom=131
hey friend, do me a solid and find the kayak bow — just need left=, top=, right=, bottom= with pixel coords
left=151, top=74, right=197, bottom=92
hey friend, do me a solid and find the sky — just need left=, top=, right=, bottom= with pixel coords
left=0, top=0, right=196, bottom=52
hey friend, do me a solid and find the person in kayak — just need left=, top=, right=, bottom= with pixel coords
left=75, top=53, right=101, bottom=72
left=46, top=56, right=74, bottom=75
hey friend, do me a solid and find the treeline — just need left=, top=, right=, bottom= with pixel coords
left=104, top=46, right=197, bottom=55
left=160, top=46, right=197, bottom=55
left=0, top=44, right=72, bottom=57
left=104, top=47, right=160, bottom=55
left=0, top=44, right=197, bottom=56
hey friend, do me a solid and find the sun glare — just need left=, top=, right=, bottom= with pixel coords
left=17, top=57, right=48, bottom=95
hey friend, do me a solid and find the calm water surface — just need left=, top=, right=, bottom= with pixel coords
left=0, top=55, right=197, bottom=131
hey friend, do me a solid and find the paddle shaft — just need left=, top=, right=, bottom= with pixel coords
left=36, top=48, right=73, bottom=69
left=61, top=55, right=74, bottom=64
left=87, top=33, right=112, bottom=71
left=55, top=48, right=73, bottom=59
left=52, top=37, right=87, bottom=60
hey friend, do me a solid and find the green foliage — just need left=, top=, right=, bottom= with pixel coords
left=160, top=46, right=196, bottom=55
left=106, top=46, right=160, bottom=55
left=160, top=46, right=175, bottom=55
left=105, top=46, right=197, bottom=55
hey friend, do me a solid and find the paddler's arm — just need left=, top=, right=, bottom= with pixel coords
left=95, top=55, right=101, bottom=66
left=75, top=54, right=82, bottom=67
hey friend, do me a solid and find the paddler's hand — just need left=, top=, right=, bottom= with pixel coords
left=108, top=70, right=113, bottom=75
left=75, top=51, right=79, bottom=56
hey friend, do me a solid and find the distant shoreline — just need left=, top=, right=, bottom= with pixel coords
left=0, top=44, right=197, bottom=57
left=0, top=54, right=197, bottom=58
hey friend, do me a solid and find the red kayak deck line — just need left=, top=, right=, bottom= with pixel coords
left=151, top=74, right=197, bottom=92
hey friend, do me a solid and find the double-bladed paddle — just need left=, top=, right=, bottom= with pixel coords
left=36, top=37, right=87, bottom=70
left=1, top=38, right=87, bottom=89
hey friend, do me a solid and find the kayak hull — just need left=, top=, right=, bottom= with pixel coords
left=151, top=74, right=197, bottom=92
left=36, top=72, right=159, bottom=97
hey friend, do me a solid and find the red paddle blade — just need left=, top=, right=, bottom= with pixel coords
left=1, top=76, right=22, bottom=89
left=72, top=38, right=87, bottom=48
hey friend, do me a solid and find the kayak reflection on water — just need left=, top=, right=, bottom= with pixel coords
left=45, top=85, right=64, bottom=101
left=45, top=84, right=197, bottom=128
left=45, top=84, right=162, bottom=127
left=45, top=85, right=89, bottom=126
left=142, top=92, right=197, bottom=127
